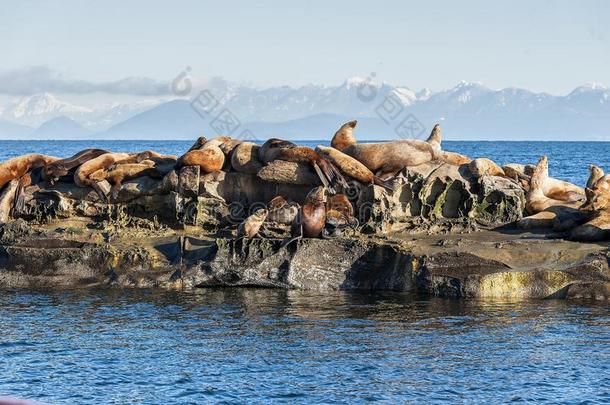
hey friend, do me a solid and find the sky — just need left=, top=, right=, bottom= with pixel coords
left=1, top=0, right=610, bottom=98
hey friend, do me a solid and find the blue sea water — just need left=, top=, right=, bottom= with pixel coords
left=0, top=140, right=609, bottom=404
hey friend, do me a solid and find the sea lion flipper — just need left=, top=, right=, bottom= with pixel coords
left=312, top=161, right=335, bottom=194
left=373, top=176, right=394, bottom=191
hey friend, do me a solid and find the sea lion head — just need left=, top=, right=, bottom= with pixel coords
left=306, top=186, right=327, bottom=205
left=331, top=120, right=358, bottom=151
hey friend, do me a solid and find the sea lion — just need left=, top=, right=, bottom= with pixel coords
left=177, top=137, right=226, bottom=174
left=260, top=139, right=347, bottom=193
left=299, top=186, right=327, bottom=238
left=436, top=150, right=471, bottom=165
left=0, top=178, right=19, bottom=224
left=525, top=156, right=582, bottom=215
left=267, top=196, right=299, bottom=225
left=74, top=152, right=131, bottom=188
left=529, top=156, right=584, bottom=202
left=586, top=164, right=605, bottom=190
left=283, top=187, right=327, bottom=246
left=330, top=120, right=441, bottom=175
left=237, top=208, right=268, bottom=239
left=0, top=154, right=60, bottom=190
left=88, top=160, right=164, bottom=200
left=569, top=208, right=610, bottom=241
left=315, top=145, right=393, bottom=190
left=231, top=142, right=263, bottom=174
left=468, top=158, right=505, bottom=178
left=43, top=148, right=110, bottom=184
left=187, top=136, right=207, bottom=152
left=323, top=194, right=358, bottom=237
left=327, top=194, right=354, bottom=218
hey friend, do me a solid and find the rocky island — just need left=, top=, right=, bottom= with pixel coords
left=0, top=122, right=609, bottom=300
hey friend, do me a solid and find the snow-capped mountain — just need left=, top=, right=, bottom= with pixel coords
left=1, top=93, right=93, bottom=127
left=0, top=78, right=609, bottom=140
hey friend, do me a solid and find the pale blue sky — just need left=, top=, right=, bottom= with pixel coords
left=1, top=0, right=609, bottom=95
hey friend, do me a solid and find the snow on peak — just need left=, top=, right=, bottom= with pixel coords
left=344, top=75, right=381, bottom=90
left=4, top=92, right=92, bottom=120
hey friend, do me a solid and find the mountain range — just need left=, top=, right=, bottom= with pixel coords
left=0, top=78, right=609, bottom=140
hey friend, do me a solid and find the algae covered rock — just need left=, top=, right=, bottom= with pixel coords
left=354, top=163, right=525, bottom=234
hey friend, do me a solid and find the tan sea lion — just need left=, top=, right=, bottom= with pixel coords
left=315, top=145, right=393, bottom=190
left=525, top=156, right=582, bottom=215
left=437, top=150, right=471, bottom=165
left=178, top=137, right=229, bottom=174
left=43, top=148, right=110, bottom=184
left=468, top=158, right=505, bottom=178
left=231, top=142, right=263, bottom=174
left=74, top=152, right=131, bottom=188
left=532, top=156, right=584, bottom=202
left=330, top=120, right=441, bottom=175
left=0, top=154, right=60, bottom=190
left=0, top=178, right=19, bottom=224
left=586, top=164, right=605, bottom=189
left=267, top=196, right=299, bottom=225
left=237, top=208, right=268, bottom=239
left=88, top=160, right=165, bottom=200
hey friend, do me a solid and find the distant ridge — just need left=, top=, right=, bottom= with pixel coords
left=0, top=78, right=609, bottom=140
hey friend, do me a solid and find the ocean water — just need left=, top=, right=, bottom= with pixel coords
left=0, top=140, right=609, bottom=404
left=0, top=290, right=608, bottom=404
left=1, top=140, right=610, bottom=186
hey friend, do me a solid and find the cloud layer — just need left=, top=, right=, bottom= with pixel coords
left=0, top=66, right=171, bottom=96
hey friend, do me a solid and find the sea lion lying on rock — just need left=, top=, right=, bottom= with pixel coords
left=74, top=152, right=132, bottom=188
left=315, top=145, right=393, bottom=190
left=331, top=120, right=442, bottom=175
left=231, top=142, right=264, bottom=174
left=0, top=154, right=60, bottom=189
left=468, top=158, right=505, bottom=178
left=43, top=148, right=110, bottom=184
left=260, top=138, right=347, bottom=193
left=178, top=136, right=229, bottom=174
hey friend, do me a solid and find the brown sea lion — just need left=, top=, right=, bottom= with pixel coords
left=187, top=136, right=207, bottom=152
left=260, top=139, right=347, bottom=194
left=283, top=187, right=327, bottom=246
left=43, top=148, right=110, bottom=184
left=74, top=152, right=131, bottom=188
left=330, top=120, right=441, bottom=175
left=237, top=208, right=268, bottom=239
left=267, top=196, right=299, bottom=225
left=586, top=164, right=605, bottom=190
left=327, top=194, right=354, bottom=218
left=0, top=154, right=60, bottom=190
left=323, top=194, right=358, bottom=237
left=468, top=158, right=505, bottom=178
left=231, top=142, right=264, bottom=174
left=315, top=145, right=393, bottom=190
